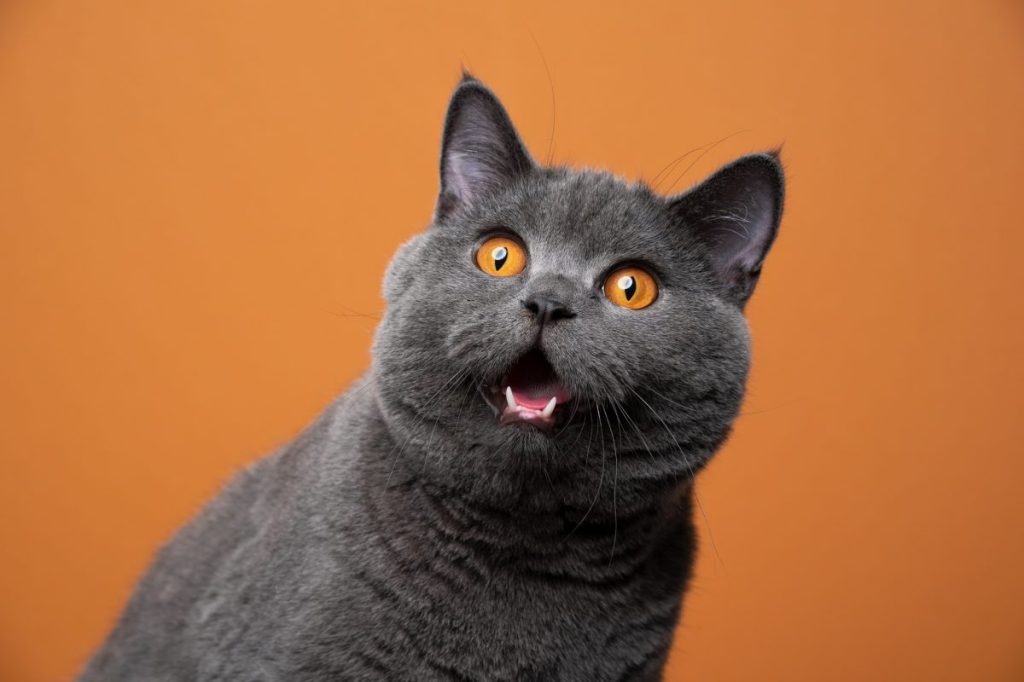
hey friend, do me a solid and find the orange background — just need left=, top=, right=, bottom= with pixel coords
left=2, top=1, right=1023, bottom=680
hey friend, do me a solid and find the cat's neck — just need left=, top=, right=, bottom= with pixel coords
left=330, top=380, right=693, bottom=579
left=360, top=468, right=693, bottom=585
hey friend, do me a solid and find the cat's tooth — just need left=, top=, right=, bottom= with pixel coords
left=505, top=386, right=518, bottom=409
left=541, top=396, right=557, bottom=418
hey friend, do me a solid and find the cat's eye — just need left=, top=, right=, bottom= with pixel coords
left=475, top=236, right=527, bottom=277
left=603, top=267, right=658, bottom=309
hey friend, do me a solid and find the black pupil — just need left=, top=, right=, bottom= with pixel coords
left=620, top=275, right=637, bottom=300
left=492, top=246, right=508, bottom=271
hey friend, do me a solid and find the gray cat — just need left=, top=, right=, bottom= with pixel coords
left=80, top=74, right=784, bottom=681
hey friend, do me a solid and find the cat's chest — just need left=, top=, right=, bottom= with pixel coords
left=191, top=481, right=691, bottom=680
left=287, top=553, right=682, bottom=681
left=294, top=515, right=691, bottom=680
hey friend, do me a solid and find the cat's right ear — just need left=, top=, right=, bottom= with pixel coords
left=667, top=152, right=785, bottom=308
left=435, top=75, right=534, bottom=220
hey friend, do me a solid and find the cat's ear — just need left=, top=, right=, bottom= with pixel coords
left=436, top=74, right=534, bottom=220
left=668, top=152, right=785, bottom=307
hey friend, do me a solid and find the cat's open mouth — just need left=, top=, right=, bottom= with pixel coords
left=483, top=348, right=572, bottom=431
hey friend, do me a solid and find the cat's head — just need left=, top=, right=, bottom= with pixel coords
left=372, top=75, right=783, bottom=514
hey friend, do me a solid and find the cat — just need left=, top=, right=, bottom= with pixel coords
left=79, top=74, right=784, bottom=681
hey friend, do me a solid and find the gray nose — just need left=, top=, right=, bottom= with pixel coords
left=522, top=294, right=575, bottom=325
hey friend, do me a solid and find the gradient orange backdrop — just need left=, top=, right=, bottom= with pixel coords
left=2, top=1, right=1023, bottom=680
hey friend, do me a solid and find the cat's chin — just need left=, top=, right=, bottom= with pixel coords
left=480, top=348, right=574, bottom=433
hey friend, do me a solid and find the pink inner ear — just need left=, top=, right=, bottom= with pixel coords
left=438, top=81, right=534, bottom=217
left=709, top=202, right=775, bottom=278
left=445, top=150, right=500, bottom=208
left=670, top=154, right=783, bottom=297
left=445, top=151, right=475, bottom=205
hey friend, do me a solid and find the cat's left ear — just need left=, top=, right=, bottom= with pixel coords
left=668, top=152, right=785, bottom=307
left=436, top=75, right=534, bottom=220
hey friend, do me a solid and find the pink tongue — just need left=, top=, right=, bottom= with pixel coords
left=509, top=384, right=571, bottom=410
left=505, top=350, right=571, bottom=410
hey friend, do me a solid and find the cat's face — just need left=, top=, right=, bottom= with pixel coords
left=372, top=77, right=783, bottom=513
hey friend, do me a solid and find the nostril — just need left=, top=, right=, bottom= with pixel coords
left=549, top=307, right=574, bottom=321
left=523, top=295, right=574, bottom=324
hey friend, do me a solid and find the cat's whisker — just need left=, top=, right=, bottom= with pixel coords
left=320, top=303, right=382, bottom=333
left=563, top=405, right=606, bottom=542
left=662, top=129, right=749, bottom=194
left=649, top=146, right=705, bottom=191
left=640, top=385, right=687, bottom=411
left=386, top=367, right=470, bottom=488
left=602, top=404, right=621, bottom=568
left=613, top=401, right=658, bottom=464
left=559, top=404, right=588, bottom=451
left=553, top=396, right=583, bottom=439
left=527, top=29, right=557, bottom=166
left=418, top=367, right=474, bottom=475
left=627, top=385, right=725, bottom=571
left=581, top=413, right=595, bottom=467
left=736, top=399, right=801, bottom=418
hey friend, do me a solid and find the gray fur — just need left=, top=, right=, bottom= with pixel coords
left=80, top=75, right=784, bottom=681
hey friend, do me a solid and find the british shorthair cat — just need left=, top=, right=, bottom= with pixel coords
left=80, top=74, right=785, bottom=681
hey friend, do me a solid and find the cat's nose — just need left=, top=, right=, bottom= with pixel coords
left=522, top=294, right=575, bottom=325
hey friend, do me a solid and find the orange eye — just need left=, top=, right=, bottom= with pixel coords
left=475, top=236, right=527, bottom=277
left=604, top=267, right=658, bottom=309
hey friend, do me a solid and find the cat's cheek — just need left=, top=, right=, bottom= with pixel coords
left=382, top=234, right=427, bottom=302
